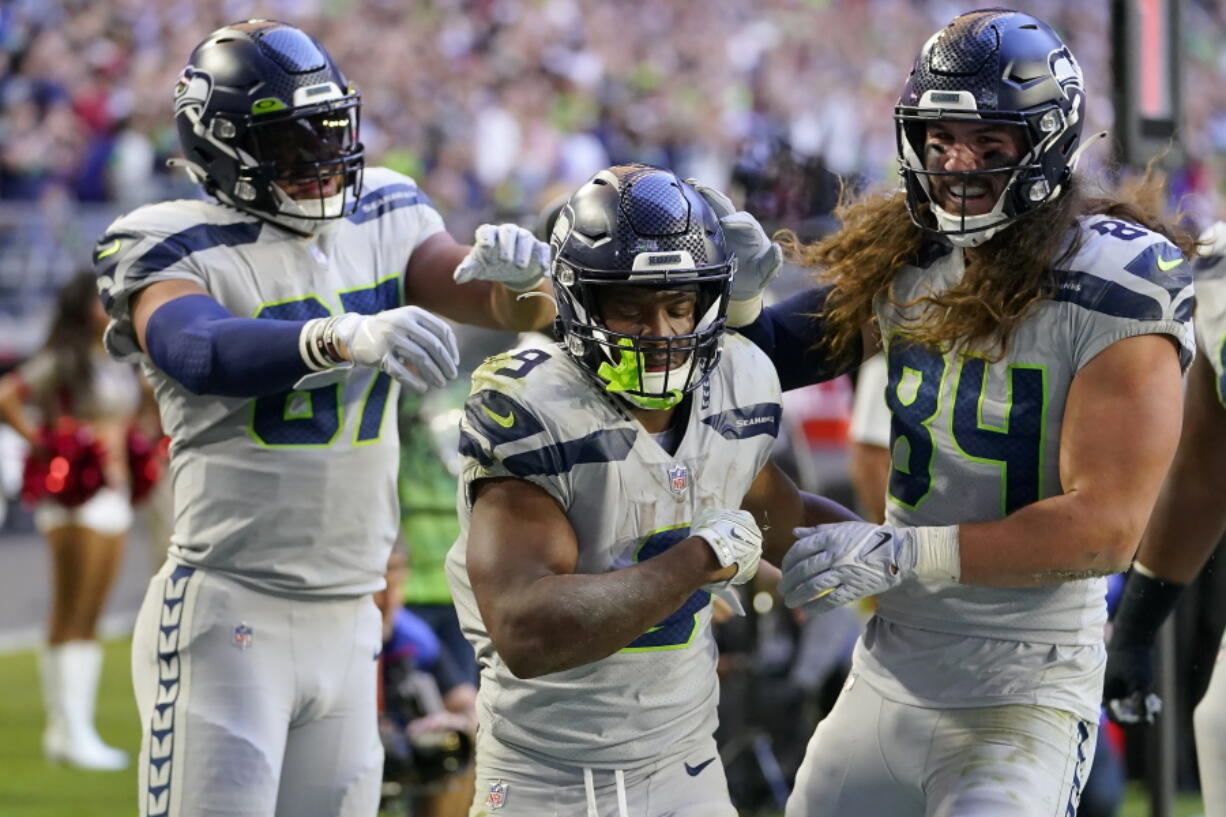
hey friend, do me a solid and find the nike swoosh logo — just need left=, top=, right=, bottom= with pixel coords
left=96, top=238, right=122, bottom=260
left=729, top=529, right=750, bottom=544
left=865, top=530, right=892, bottom=556
left=685, top=757, right=716, bottom=777
left=481, top=404, right=515, bottom=428
left=1156, top=256, right=1184, bottom=272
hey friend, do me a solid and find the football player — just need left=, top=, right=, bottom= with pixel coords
left=446, top=164, right=855, bottom=817
left=726, top=10, right=1195, bottom=816
left=1103, top=222, right=1226, bottom=816
left=96, top=20, right=554, bottom=817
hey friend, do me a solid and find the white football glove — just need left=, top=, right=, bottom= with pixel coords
left=333, top=306, right=460, bottom=394
left=453, top=223, right=551, bottom=292
left=779, top=522, right=960, bottom=615
left=691, top=508, right=763, bottom=587
left=687, top=180, right=782, bottom=327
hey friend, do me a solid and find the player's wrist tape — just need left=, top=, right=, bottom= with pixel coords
left=725, top=294, right=763, bottom=328
left=695, top=530, right=737, bottom=572
left=299, top=316, right=348, bottom=370
left=1111, top=563, right=1186, bottom=647
left=912, top=525, right=961, bottom=583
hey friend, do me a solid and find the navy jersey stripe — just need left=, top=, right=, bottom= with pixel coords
left=464, top=390, right=546, bottom=447
left=347, top=183, right=432, bottom=225
left=1050, top=269, right=1166, bottom=321
left=129, top=221, right=263, bottom=282
left=1194, top=254, right=1226, bottom=275
left=459, top=430, right=495, bottom=468
left=701, top=402, right=782, bottom=440
left=1123, top=242, right=1192, bottom=297
left=501, top=428, right=637, bottom=478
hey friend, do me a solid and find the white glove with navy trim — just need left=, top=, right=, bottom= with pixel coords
left=454, top=223, right=551, bottom=292
left=334, top=306, right=460, bottom=394
left=687, top=180, right=782, bottom=326
left=691, top=508, right=763, bottom=586
left=779, top=522, right=960, bottom=615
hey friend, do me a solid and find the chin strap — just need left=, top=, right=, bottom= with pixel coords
left=1067, top=130, right=1109, bottom=174
left=596, top=338, right=683, bottom=411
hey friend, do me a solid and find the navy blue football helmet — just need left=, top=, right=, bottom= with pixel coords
left=551, top=165, right=734, bottom=410
left=896, top=9, right=1087, bottom=246
left=173, top=20, right=364, bottom=233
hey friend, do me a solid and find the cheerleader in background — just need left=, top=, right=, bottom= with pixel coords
left=0, top=272, right=157, bottom=771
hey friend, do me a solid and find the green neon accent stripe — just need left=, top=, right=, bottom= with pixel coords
left=885, top=334, right=947, bottom=511
left=96, top=239, right=122, bottom=260
left=947, top=356, right=1048, bottom=516
left=251, top=97, right=288, bottom=114
left=620, top=522, right=708, bottom=653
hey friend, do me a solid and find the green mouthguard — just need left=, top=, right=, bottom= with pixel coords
left=596, top=338, right=684, bottom=410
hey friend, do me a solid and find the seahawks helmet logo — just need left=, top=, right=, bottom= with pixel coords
left=173, top=67, right=213, bottom=117
left=1048, top=46, right=1083, bottom=99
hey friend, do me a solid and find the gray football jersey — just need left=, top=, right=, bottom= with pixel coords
left=94, top=167, right=445, bottom=597
left=1194, top=222, right=1226, bottom=402
left=856, top=214, right=1194, bottom=721
left=446, top=334, right=781, bottom=768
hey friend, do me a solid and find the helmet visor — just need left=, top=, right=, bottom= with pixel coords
left=248, top=99, right=363, bottom=205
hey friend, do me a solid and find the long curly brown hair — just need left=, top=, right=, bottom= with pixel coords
left=39, top=272, right=101, bottom=418
left=780, top=171, right=1198, bottom=366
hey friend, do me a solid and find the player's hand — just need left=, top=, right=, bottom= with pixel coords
left=780, top=521, right=918, bottom=614
left=333, top=306, right=460, bottom=394
left=686, top=179, right=782, bottom=326
left=1104, top=637, right=1163, bottom=725
left=692, top=508, right=763, bottom=586
left=454, top=223, right=551, bottom=292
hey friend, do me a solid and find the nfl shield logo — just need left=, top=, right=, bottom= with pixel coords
left=485, top=779, right=509, bottom=810
left=667, top=464, right=689, bottom=496
left=232, top=622, right=253, bottom=650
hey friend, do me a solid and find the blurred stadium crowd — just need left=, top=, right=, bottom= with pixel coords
left=4, top=0, right=1226, bottom=356
left=4, top=0, right=1226, bottom=218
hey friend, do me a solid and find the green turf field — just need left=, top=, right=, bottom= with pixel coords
left=0, top=639, right=1208, bottom=817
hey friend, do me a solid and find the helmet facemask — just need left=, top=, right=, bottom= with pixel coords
left=555, top=258, right=732, bottom=411
left=894, top=11, right=1088, bottom=248
left=226, top=96, right=364, bottom=233
left=896, top=99, right=1080, bottom=247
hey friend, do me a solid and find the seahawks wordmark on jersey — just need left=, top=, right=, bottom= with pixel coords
left=445, top=333, right=780, bottom=768
left=94, top=167, right=444, bottom=597
left=857, top=214, right=1193, bottom=722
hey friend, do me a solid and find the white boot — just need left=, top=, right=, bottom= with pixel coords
left=54, top=640, right=129, bottom=771
left=38, top=646, right=70, bottom=762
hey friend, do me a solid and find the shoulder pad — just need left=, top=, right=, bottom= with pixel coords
left=347, top=167, right=434, bottom=225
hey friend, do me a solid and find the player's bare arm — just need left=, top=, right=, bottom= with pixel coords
left=404, top=229, right=555, bottom=332
left=466, top=476, right=734, bottom=679
left=740, top=460, right=859, bottom=566
left=1128, top=350, right=1226, bottom=582
left=951, top=333, right=1184, bottom=585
